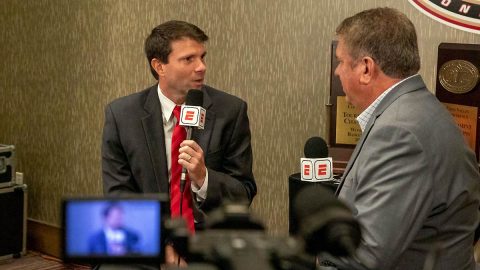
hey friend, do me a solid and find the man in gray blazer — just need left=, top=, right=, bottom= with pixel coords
left=331, top=7, right=480, bottom=270
left=101, top=20, right=256, bottom=265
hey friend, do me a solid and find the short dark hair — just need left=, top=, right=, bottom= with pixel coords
left=102, top=203, right=123, bottom=218
left=144, top=20, right=209, bottom=80
left=336, top=7, right=420, bottom=79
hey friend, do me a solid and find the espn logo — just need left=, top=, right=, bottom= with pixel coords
left=179, top=105, right=206, bottom=129
left=300, top=158, right=333, bottom=182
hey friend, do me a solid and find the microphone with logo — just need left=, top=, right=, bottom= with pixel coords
left=301, top=136, right=333, bottom=182
left=288, top=137, right=338, bottom=234
left=179, top=89, right=206, bottom=193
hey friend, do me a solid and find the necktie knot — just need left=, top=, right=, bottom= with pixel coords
left=173, top=105, right=181, bottom=122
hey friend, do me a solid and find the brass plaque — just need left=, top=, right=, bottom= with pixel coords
left=335, top=96, right=361, bottom=145
left=443, top=103, right=478, bottom=151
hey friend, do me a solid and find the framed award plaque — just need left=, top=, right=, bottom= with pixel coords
left=435, top=43, right=480, bottom=161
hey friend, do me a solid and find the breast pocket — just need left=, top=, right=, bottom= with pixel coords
left=342, top=175, right=353, bottom=188
left=338, top=175, right=356, bottom=201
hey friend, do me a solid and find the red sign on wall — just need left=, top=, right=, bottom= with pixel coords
left=409, top=0, right=480, bottom=34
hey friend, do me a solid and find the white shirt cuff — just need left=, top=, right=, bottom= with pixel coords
left=191, top=169, right=208, bottom=201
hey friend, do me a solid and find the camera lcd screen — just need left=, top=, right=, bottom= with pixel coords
left=62, top=196, right=165, bottom=264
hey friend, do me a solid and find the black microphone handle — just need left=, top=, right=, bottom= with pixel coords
left=180, top=127, right=193, bottom=193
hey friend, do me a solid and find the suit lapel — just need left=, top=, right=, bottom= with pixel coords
left=335, top=75, right=426, bottom=196
left=192, top=87, right=215, bottom=155
left=141, top=86, right=169, bottom=193
left=335, top=119, right=374, bottom=196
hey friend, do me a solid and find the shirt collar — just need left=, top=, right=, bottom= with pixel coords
left=356, top=74, right=419, bottom=132
left=157, top=85, right=178, bottom=123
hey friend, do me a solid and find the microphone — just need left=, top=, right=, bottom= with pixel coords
left=179, top=89, right=205, bottom=193
left=289, top=137, right=337, bottom=234
left=292, top=184, right=361, bottom=257
left=304, top=136, right=328, bottom=158
left=301, top=137, right=333, bottom=181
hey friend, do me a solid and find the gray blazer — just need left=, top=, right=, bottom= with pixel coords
left=336, top=75, right=480, bottom=270
left=102, top=84, right=257, bottom=221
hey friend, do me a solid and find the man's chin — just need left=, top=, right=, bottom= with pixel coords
left=191, top=84, right=203, bottom=90
left=181, top=84, right=203, bottom=94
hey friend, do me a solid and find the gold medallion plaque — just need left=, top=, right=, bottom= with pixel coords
left=435, top=43, right=480, bottom=161
left=439, top=60, right=479, bottom=94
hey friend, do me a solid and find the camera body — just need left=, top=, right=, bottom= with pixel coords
left=187, top=230, right=308, bottom=270
left=165, top=204, right=316, bottom=270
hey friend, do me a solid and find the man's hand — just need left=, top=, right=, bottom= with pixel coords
left=178, top=140, right=206, bottom=188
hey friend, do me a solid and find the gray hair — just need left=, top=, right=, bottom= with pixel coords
left=336, top=7, right=420, bottom=78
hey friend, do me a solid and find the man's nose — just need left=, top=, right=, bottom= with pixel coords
left=196, top=59, right=206, bottom=73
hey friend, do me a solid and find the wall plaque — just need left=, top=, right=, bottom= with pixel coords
left=443, top=102, right=478, bottom=151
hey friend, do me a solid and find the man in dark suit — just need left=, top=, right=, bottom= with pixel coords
left=89, top=204, right=140, bottom=255
left=330, top=7, right=480, bottom=270
left=102, top=20, right=256, bottom=265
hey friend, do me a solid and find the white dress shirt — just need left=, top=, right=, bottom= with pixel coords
left=104, top=227, right=127, bottom=254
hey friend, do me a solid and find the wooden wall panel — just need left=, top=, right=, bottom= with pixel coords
left=0, top=0, right=478, bottom=235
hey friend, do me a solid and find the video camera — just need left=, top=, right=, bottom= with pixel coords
left=62, top=185, right=363, bottom=270
left=165, top=203, right=316, bottom=270
left=164, top=184, right=362, bottom=270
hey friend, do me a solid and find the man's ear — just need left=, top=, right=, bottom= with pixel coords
left=359, top=56, right=375, bottom=85
left=151, top=58, right=165, bottom=78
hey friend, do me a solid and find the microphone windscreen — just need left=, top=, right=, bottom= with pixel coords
left=293, top=184, right=345, bottom=225
left=292, top=184, right=361, bottom=257
left=186, top=89, right=204, bottom=106
left=304, top=137, right=328, bottom=158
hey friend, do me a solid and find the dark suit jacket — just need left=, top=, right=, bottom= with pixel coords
left=88, top=228, right=140, bottom=255
left=335, top=75, right=480, bottom=270
left=102, top=84, right=256, bottom=221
